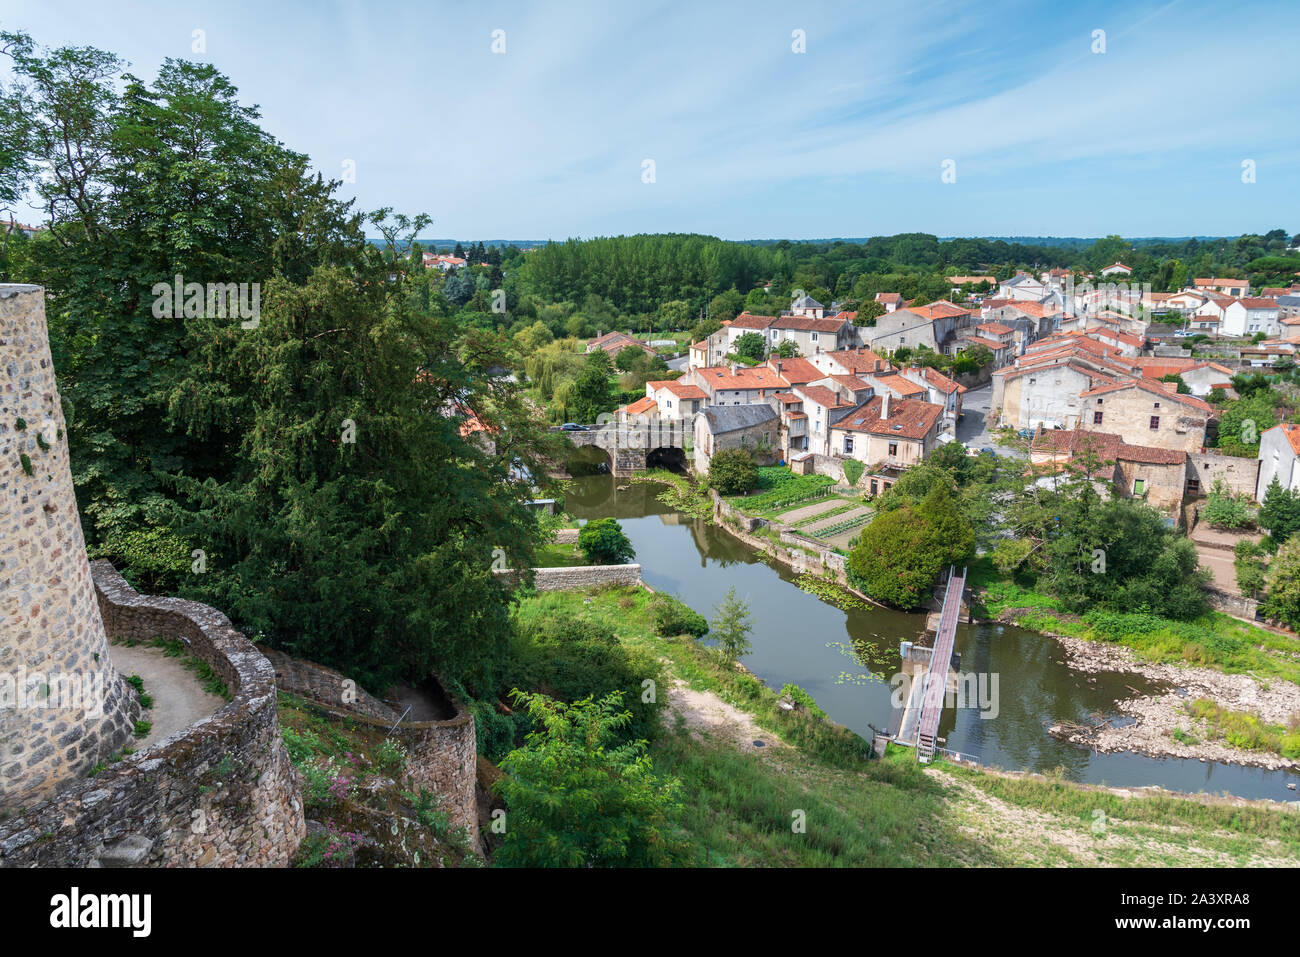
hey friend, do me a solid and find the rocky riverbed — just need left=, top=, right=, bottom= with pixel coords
left=1044, top=631, right=1300, bottom=772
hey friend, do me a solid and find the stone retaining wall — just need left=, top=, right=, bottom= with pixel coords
left=554, top=528, right=580, bottom=544
left=1204, top=586, right=1259, bottom=621
left=493, top=564, right=642, bottom=590
left=261, top=647, right=399, bottom=722
left=279, top=681, right=479, bottom=842
left=0, top=562, right=304, bottom=867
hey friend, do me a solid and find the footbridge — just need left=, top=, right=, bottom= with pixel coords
left=893, top=565, right=969, bottom=763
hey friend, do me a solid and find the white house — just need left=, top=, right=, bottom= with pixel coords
left=1100, top=262, right=1133, bottom=276
left=1221, top=298, right=1281, bottom=338
left=1256, top=424, right=1300, bottom=502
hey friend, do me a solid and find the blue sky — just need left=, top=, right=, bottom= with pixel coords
left=3, top=0, right=1297, bottom=240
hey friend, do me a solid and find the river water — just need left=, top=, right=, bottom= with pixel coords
left=565, top=472, right=1300, bottom=802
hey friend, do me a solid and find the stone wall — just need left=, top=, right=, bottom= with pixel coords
left=1, top=284, right=139, bottom=808
left=494, top=564, right=643, bottom=591
left=554, top=528, right=580, bottom=545
left=260, top=647, right=399, bottom=722
left=1189, top=452, right=1259, bottom=500
left=271, top=668, right=478, bottom=842
left=1204, top=586, right=1259, bottom=621
left=0, top=562, right=304, bottom=867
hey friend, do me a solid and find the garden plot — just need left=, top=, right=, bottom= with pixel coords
left=802, top=505, right=872, bottom=537
left=774, top=496, right=851, bottom=525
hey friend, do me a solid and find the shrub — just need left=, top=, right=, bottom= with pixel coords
left=842, top=459, right=864, bottom=487
left=649, top=594, right=708, bottom=637
left=578, top=518, right=635, bottom=564
left=708, top=447, right=758, bottom=495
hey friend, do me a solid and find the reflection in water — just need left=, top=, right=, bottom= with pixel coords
left=564, top=472, right=1300, bottom=801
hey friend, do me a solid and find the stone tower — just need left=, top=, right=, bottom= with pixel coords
left=1, top=284, right=138, bottom=808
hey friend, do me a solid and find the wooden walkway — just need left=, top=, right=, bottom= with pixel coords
left=916, top=565, right=966, bottom=763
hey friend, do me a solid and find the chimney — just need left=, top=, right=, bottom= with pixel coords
left=777, top=361, right=783, bottom=376
left=882, top=392, right=891, bottom=418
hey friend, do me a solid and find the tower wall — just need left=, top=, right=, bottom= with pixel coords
left=0, top=283, right=138, bottom=808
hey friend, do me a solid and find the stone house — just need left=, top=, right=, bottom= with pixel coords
left=679, top=364, right=789, bottom=406
left=1077, top=379, right=1212, bottom=454
left=587, top=330, right=653, bottom=361
left=1029, top=429, right=1188, bottom=513
left=829, top=393, right=945, bottom=470
left=692, top=404, right=780, bottom=474
left=688, top=322, right=731, bottom=369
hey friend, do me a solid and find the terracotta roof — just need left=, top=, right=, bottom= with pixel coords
left=620, top=396, right=659, bottom=416
left=1000, top=300, right=1059, bottom=319
left=829, top=374, right=870, bottom=392
left=1266, top=424, right=1300, bottom=456
left=871, top=373, right=926, bottom=397
left=1233, top=297, right=1278, bottom=310
left=729, top=312, right=777, bottom=330
left=771, top=314, right=847, bottom=333
left=794, top=385, right=853, bottom=409
left=875, top=292, right=904, bottom=304
left=1030, top=429, right=1185, bottom=465
left=1079, top=378, right=1212, bottom=413
left=976, top=321, right=1015, bottom=336
left=693, top=366, right=789, bottom=391
left=919, top=366, right=966, bottom=395
left=834, top=396, right=944, bottom=440
left=648, top=380, right=708, bottom=400
left=910, top=299, right=970, bottom=320
left=772, top=392, right=804, bottom=405
left=821, top=348, right=885, bottom=374
left=765, top=356, right=822, bottom=384
left=964, top=335, right=1007, bottom=351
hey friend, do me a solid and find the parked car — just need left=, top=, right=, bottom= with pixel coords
left=560, top=422, right=589, bottom=431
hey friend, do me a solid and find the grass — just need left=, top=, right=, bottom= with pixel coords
left=533, top=541, right=587, bottom=567
left=503, top=583, right=1300, bottom=867
left=1187, top=698, right=1300, bottom=759
left=941, top=763, right=1300, bottom=865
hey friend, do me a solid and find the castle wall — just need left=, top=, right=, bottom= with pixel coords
left=0, top=562, right=304, bottom=866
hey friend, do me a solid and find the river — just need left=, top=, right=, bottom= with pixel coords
left=565, top=471, right=1300, bottom=802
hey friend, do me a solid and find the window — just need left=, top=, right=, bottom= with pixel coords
left=1093, top=411, right=1103, bottom=425
left=888, top=442, right=898, bottom=457
left=1153, top=401, right=1160, bottom=409
left=811, top=332, right=819, bottom=341
left=844, top=435, right=854, bottom=454
left=1149, top=416, right=1160, bottom=430
left=1134, top=479, right=1145, bottom=494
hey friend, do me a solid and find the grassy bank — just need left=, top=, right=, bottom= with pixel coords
left=511, top=584, right=1300, bottom=866
left=970, top=558, right=1300, bottom=686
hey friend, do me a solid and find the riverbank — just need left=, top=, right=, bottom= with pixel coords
left=1044, top=630, right=1300, bottom=771
left=520, top=584, right=1300, bottom=865
left=971, top=562, right=1300, bottom=770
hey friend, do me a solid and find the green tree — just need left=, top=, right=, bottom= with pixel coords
left=732, top=331, right=766, bottom=361
left=577, top=517, right=635, bottom=564
left=854, top=300, right=885, bottom=326
left=709, top=587, right=753, bottom=664
left=493, top=690, right=688, bottom=868
left=708, top=287, right=744, bottom=324
left=1263, top=536, right=1300, bottom=628
left=1259, top=476, right=1300, bottom=543
left=848, top=506, right=945, bottom=608
left=570, top=349, right=616, bottom=422
left=707, top=447, right=757, bottom=494
left=774, top=339, right=801, bottom=358
left=615, top=344, right=647, bottom=372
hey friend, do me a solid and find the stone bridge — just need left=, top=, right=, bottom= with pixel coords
left=556, top=419, right=691, bottom=476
